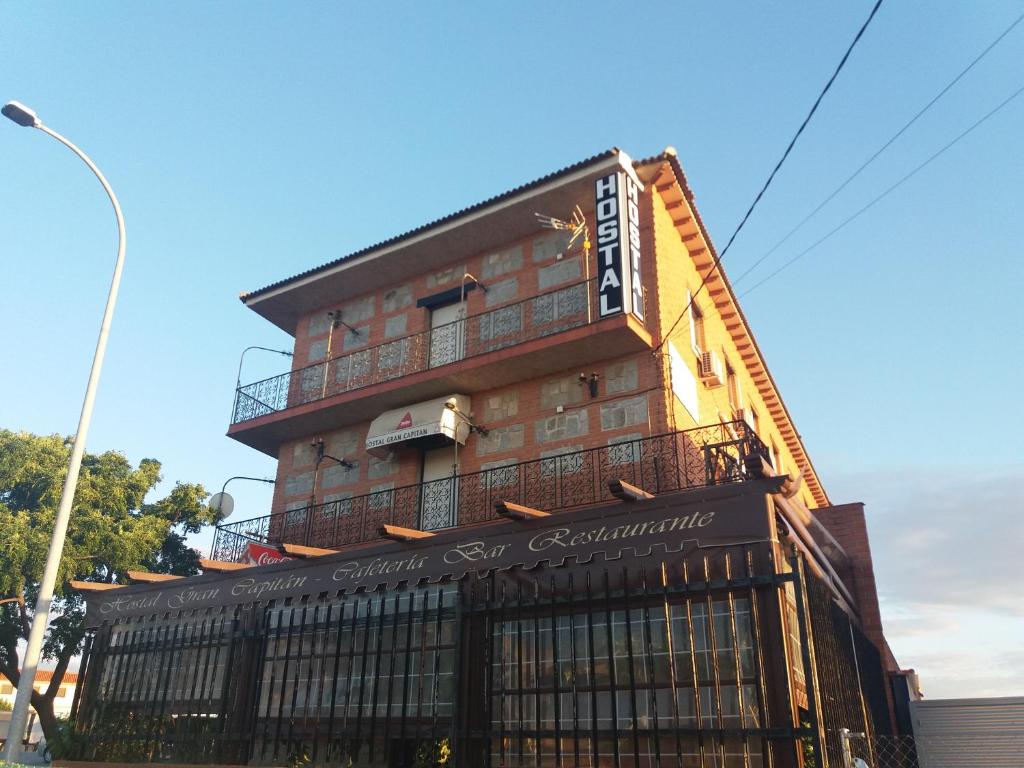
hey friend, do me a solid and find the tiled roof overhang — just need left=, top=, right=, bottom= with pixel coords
left=634, top=150, right=830, bottom=508
left=240, top=148, right=626, bottom=333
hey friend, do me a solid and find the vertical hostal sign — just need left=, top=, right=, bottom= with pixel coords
left=595, top=171, right=644, bottom=321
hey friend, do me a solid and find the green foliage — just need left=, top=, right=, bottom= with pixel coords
left=0, top=698, right=12, bottom=711
left=413, top=737, right=451, bottom=767
left=0, top=429, right=211, bottom=734
left=42, top=716, right=83, bottom=759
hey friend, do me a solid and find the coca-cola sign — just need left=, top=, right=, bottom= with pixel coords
left=247, top=542, right=294, bottom=566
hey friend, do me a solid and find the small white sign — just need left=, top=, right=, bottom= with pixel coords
left=668, top=341, right=699, bottom=423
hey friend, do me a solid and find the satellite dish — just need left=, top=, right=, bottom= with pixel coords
left=210, top=492, right=235, bottom=522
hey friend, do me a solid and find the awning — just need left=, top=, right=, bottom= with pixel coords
left=366, top=394, right=471, bottom=458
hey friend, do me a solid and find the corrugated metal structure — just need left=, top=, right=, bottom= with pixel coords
left=911, top=697, right=1024, bottom=768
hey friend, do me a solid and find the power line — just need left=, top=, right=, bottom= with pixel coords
left=654, top=0, right=885, bottom=351
left=732, top=11, right=1024, bottom=289
left=738, top=81, right=1024, bottom=298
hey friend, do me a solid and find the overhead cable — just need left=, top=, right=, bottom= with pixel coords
left=739, top=81, right=1024, bottom=297
left=732, top=11, right=1024, bottom=288
left=654, top=0, right=886, bottom=352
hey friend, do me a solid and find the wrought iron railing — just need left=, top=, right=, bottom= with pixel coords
left=211, top=421, right=769, bottom=562
left=231, top=279, right=598, bottom=425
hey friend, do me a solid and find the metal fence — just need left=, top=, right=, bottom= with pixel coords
left=72, top=542, right=866, bottom=767
left=231, top=279, right=597, bottom=425
left=211, top=422, right=769, bottom=563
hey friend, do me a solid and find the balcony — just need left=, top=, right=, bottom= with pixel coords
left=228, top=279, right=652, bottom=454
left=211, top=421, right=770, bottom=563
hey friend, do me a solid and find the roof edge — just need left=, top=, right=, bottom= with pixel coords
left=240, top=147, right=624, bottom=305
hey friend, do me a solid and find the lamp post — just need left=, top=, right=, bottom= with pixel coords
left=1, top=100, right=126, bottom=762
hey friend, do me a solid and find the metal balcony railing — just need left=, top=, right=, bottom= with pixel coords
left=231, top=279, right=599, bottom=425
left=211, top=421, right=770, bottom=563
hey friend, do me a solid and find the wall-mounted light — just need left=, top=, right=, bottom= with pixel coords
left=312, top=438, right=355, bottom=469
left=579, top=372, right=599, bottom=398
left=445, top=398, right=489, bottom=436
left=327, top=309, right=361, bottom=337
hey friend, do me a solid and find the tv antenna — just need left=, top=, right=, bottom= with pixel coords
left=535, top=205, right=590, bottom=258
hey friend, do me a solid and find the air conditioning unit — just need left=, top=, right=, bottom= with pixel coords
left=698, top=350, right=724, bottom=387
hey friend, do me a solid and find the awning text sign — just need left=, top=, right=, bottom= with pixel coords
left=84, top=486, right=773, bottom=626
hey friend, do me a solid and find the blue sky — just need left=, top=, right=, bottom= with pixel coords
left=2, top=2, right=1022, bottom=697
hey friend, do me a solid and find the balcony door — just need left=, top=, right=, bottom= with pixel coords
left=420, top=446, right=458, bottom=530
left=428, top=301, right=466, bottom=368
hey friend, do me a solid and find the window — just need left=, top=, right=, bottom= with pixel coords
left=748, top=406, right=760, bottom=437
left=726, top=362, right=741, bottom=413
left=688, top=293, right=706, bottom=354
left=490, top=597, right=762, bottom=767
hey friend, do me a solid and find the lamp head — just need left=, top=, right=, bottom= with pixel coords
left=2, top=101, right=40, bottom=128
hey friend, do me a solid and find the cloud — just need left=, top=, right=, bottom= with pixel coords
left=829, top=466, right=1024, bottom=615
left=826, top=467, right=1024, bottom=698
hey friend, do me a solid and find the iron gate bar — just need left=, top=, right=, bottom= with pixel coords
left=198, top=613, right=221, bottom=754
left=638, top=567, right=663, bottom=767
left=69, top=628, right=92, bottom=728
left=659, top=561, right=686, bottom=767
left=323, top=599, right=343, bottom=761
left=340, top=592, right=361, bottom=748
left=724, top=553, right=751, bottom=768
left=218, top=609, right=245, bottom=762
left=248, top=603, right=272, bottom=762
left=366, top=591, right=387, bottom=761
left=151, top=616, right=183, bottom=759
left=429, top=586, right=445, bottom=754
left=353, top=597, right=373, bottom=756
left=515, top=579, right=525, bottom=763
left=620, top=566, right=643, bottom=766
left=531, top=577, right=540, bottom=768
left=547, top=574, right=560, bottom=767
left=179, top=614, right=207, bottom=753
left=261, top=605, right=283, bottom=759
left=413, top=588, right=429, bottom=750
left=702, top=554, right=728, bottom=768
left=397, top=588, right=417, bottom=752
left=289, top=601, right=312, bottom=756
left=382, top=591, right=401, bottom=759
left=585, top=570, right=599, bottom=768
left=450, top=583, right=465, bottom=767
left=602, top=569, right=622, bottom=767
left=309, top=601, right=329, bottom=761
left=682, top=559, right=708, bottom=768
left=566, top=573, right=581, bottom=767
left=87, top=624, right=118, bottom=748
left=497, top=579, right=509, bottom=765
left=746, top=548, right=776, bottom=768
left=791, top=552, right=825, bottom=768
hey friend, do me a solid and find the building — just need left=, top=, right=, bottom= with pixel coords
left=0, top=670, right=78, bottom=742
left=69, top=148, right=911, bottom=767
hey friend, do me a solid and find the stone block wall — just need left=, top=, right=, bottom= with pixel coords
left=270, top=349, right=663, bottom=515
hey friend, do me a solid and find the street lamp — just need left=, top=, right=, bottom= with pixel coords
left=1, top=100, right=126, bottom=762
left=235, top=345, right=292, bottom=389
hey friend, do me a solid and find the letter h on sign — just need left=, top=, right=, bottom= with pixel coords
left=595, top=171, right=642, bottom=320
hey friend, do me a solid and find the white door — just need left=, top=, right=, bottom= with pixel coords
left=429, top=302, right=466, bottom=368
left=420, top=446, right=457, bottom=530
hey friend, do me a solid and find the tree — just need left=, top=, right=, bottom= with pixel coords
left=0, top=429, right=212, bottom=741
